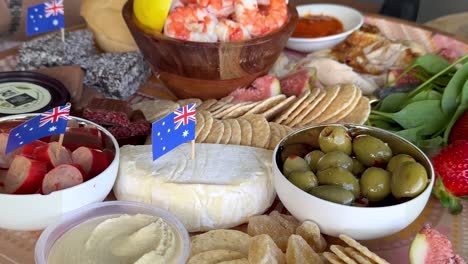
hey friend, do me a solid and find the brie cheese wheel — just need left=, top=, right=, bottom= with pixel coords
left=114, top=143, right=275, bottom=232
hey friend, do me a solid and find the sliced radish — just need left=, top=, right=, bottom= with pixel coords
left=42, top=164, right=84, bottom=195
left=33, top=142, right=72, bottom=170
left=21, top=140, right=48, bottom=158
left=72, top=147, right=111, bottom=180
left=50, top=127, right=103, bottom=151
left=0, top=133, right=21, bottom=169
left=1, top=155, right=47, bottom=194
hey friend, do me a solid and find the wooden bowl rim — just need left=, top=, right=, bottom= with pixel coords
left=122, top=0, right=299, bottom=47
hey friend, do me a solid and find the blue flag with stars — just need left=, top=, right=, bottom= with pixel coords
left=26, top=0, right=65, bottom=36
left=152, top=103, right=196, bottom=160
left=5, top=104, right=70, bottom=154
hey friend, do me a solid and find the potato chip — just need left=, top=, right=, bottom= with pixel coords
left=296, top=221, right=327, bottom=253
left=188, top=250, right=245, bottom=264
left=248, top=215, right=291, bottom=251
left=286, top=234, right=324, bottom=264
left=274, top=90, right=311, bottom=124
left=238, top=118, right=253, bottom=146
left=263, top=95, right=297, bottom=121
left=204, top=119, right=224, bottom=144
left=190, top=229, right=251, bottom=256
left=299, top=85, right=341, bottom=126
left=218, top=258, right=250, bottom=264
left=330, top=245, right=358, bottom=264
left=283, top=89, right=321, bottom=126
left=312, top=84, right=357, bottom=124
left=244, top=95, right=287, bottom=116
left=220, top=120, right=232, bottom=144
left=223, top=102, right=258, bottom=119
left=323, top=252, right=347, bottom=264
left=288, top=90, right=326, bottom=127
left=343, top=247, right=374, bottom=264
left=241, top=114, right=270, bottom=148
left=338, top=97, right=370, bottom=125
left=269, top=211, right=300, bottom=234
left=324, top=87, right=362, bottom=123
left=195, top=112, right=205, bottom=138
left=198, top=99, right=218, bottom=111
left=177, top=98, right=203, bottom=107
left=248, top=234, right=286, bottom=264
left=196, top=111, right=214, bottom=143
left=132, top=99, right=179, bottom=123
left=339, top=234, right=389, bottom=264
left=226, top=119, right=242, bottom=145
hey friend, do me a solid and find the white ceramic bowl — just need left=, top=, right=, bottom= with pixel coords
left=272, top=124, right=434, bottom=240
left=286, top=4, right=364, bottom=53
left=0, top=114, right=119, bottom=231
left=35, top=201, right=191, bottom=264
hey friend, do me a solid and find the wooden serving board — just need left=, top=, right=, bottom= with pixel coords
left=0, top=15, right=467, bottom=264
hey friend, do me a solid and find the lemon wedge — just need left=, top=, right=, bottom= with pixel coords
left=133, top=0, right=172, bottom=32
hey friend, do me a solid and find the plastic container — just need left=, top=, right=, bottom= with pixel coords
left=35, top=201, right=191, bottom=264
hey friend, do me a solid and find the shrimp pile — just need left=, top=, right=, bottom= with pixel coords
left=163, top=0, right=288, bottom=42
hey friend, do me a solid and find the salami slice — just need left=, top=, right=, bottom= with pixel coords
left=0, top=155, right=47, bottom=194
left=42, top=164, right=85, bottom=195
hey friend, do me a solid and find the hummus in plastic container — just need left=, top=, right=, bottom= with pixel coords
left=34, top=201, right=190, bottom=264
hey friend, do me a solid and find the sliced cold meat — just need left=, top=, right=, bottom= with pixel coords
left=34, top=142, right=72, bottom=169
left=0, top=133, right=21, bottom=169
left=280, top=68, right=311, bottom=97
left=42, top=164, right=85, bottom=195
left=229, top=75, right=282, bottom=103
left=72, top=147, right=111, bottom=180
left=0, top=155, right=47, bottom=194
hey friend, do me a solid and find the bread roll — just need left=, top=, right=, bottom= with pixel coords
left=80, top=0, right=138, bottom=53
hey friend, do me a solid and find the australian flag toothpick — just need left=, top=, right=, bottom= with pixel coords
left=152, top=103, right=196, bottom=160
left=26, top=0, right=64, bottom=36
left=5, top=103, right=70, bottom=154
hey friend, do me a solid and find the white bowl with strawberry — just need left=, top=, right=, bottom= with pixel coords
left=0, top=114, right=119, bottom=231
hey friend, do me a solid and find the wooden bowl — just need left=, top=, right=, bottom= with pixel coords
left=122, top=0, right=298, bottom=99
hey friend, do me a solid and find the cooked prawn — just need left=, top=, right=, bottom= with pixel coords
left=197, top=0, right=235, bottom=17
left=215, top=19, right=251, bottom=41
left=164, top=6, right=219, bottom=42
left=234, top=0, right=287, bottom=37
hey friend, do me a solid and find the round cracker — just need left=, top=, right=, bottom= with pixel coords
left=283, top=88, right=321, bottom=126
left=273, top=90, right=310, bottom=124
left=323, top=252, right=347, bottom=264
left=288, top=90, right=327, bottom=127
left=263, top=95, right=297, bottom=121
left=330, top=245, right=358, bottom=264
left=218, top=258, right=249, bottom=264
left=267, top=122, right=282, bottom=150
left=177, top=98, right=203, bottom=107
left=338, top=234, right=389, bottom=264
left=219, top=120, right=232, bottom=144
left=213, top=103, right=234, bottom=118
left=190, top=229, right=251, bottom=256
left=226, top=119, right=242, bottom=145
left=204, top=119, right=224, bottom=144
left=313, top=84, right=357, bottom=124
left=324, top=87, right=362, bottom=123
left=223, top=102, right=258, bottom=119
left=276, top=123, right=290, bottom=139
left=215, top=102, right=250, bottom=119
left=343, top=247, right=374, bottom=264
left=198, top=99, right=218, bottom=111
left=241, top=114, right=270, bottom=148
left=339, top=97, right=370, bottom=125
left=238, top=118, right=253, bottom=146
left=299, top=85, right=341, bottom=126
left=196, top=111, right=214, bottom=142
left=244, top=95, right=286, bottom=116
left=132, top=99, right=179, bottom=123
left=188, top=250, right=245, bottom=264
left=195, top=112, right=205, bottom=137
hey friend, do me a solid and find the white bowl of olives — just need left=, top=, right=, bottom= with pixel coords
left=272, top=124, right=434, bottom=240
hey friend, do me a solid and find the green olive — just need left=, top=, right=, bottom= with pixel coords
left=283, top=155, right=310, bottom=177
left=360, top=167, right=391, bottom=202
left=288, top=171, right=318, bottom=191
left=317, top=167, right=360, bottom=198
left=316, top=151, right=353, bottom=172
left=351, top=157, right=365, bottom=176
left=352, top=135, right=393, bottom=167
left=304, top=150, right=325, bottom=172
left=309, top=185, right=355, bottom=205
left=318, top=126, right=352, bottom=155
left=391, top=162, right=429, bottom=199
left=386, top=154, right=416, bottom=173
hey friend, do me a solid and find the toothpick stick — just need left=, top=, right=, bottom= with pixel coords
left=56, top=133, right=64, bottom=156
left=60, top=28, right=65, bottom=43
left=191, top=140, right=195, bottom=160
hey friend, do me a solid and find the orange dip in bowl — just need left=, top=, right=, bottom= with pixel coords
left=292, top=14, right=344, bottom=38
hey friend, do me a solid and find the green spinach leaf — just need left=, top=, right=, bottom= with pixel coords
left=441, top=61, right=468, bottom=115
left=376, top=93, right=409, bottom=112
left=414, top=54, right=451, bottom=75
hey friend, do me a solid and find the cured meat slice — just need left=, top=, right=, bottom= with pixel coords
left=0, top=155, right=47, bottom=194
left=107, top=110, right=151, bottom=139
left=229, top=75, right=282, bottom=103
left=0, top=133, right=21, bottom=169
left=72, top=147, right=111, bottom=179
left=83, top=98, right=132, bottom=127
left=42, top=164, right=85, bottom=195
left=280, top=69, right=311, bottom=97
left=33, top=142, right=72, bottom=169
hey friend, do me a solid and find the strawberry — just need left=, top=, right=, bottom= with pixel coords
left=431, top=140, right=468, bottom=214
left=449, top=111, right=468, bottom=143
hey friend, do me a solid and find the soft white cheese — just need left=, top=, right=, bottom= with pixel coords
left=114, top=143, right=275, bottom=232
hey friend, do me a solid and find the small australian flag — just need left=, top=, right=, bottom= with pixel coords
left=26, top=0, right=64, bottom=36
left=152, top=103, right=196, bottom=160
left=5, top=103, right=70, bottom=154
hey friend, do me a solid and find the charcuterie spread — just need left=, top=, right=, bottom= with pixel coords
left=0, top=0, right=468, bottom=263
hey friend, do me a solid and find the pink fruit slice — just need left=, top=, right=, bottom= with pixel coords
left=229, top=74, right=281, bottom=103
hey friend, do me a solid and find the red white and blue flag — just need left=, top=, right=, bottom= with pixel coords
left=26, top=0, right=64, bottom=36
left=5, top=103, right=71, bottom=154
left=152, top=103, right=196, bottom=160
